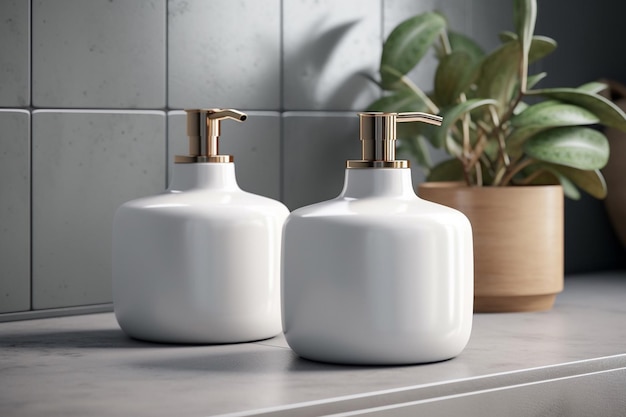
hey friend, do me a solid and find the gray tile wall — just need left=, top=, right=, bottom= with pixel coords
left=168, top=0, right=281, bottom=109
left=0, top=0, right=623, bottom=317
left=32, top=0, right=166, bottom=108
left=0, top=110, right=30, bottom=313
left=31, top=110, right=166, bottom=309
left=0, top=1, right=30, bottom=107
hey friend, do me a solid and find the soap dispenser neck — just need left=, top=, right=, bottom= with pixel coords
left=168, top=163, right=240, bottom=192
left=340, top=168, right=416, bottom=199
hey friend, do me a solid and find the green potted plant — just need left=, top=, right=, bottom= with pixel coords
left=367, top=0, right=626, bottom=312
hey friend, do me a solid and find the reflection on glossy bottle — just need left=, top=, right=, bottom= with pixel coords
left=282, top=111, right=473, bottom=364
left=113, top=109, right=289, bottom=344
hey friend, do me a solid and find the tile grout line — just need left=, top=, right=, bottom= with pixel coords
left=279, top=0, right=285, bottom=203
left=29, top=0, right=34, bottom=312
left=164, top=0, right=170, bottom=187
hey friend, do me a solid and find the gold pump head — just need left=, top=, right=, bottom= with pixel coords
left=347, top=111, right=443, bottom=169
left=175, top=108, right=247, bottom=163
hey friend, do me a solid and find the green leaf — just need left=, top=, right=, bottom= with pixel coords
left=534, top=168, right=581, bottom=199
left=522, top=163, right=583, bottom=198
left=511, top=100, right=600, bottom=128
left=398, top=136, right=432, bottom=170
left=434, top=51, right=477, bottom=105
left=427, top=158, right=465, bottom=182
left=557, top=174, right=581, bottom=199
left=527, top=72, right=547, bottom=89
left=514, top=0, right=537, bottom=92
left=513, top=101, right=529, bottom=115
left=396, top=123, right=424, bottom=143
left=528, top=36, right=557, bottom=63
left=483, top=140, right=500, bottom=162
left=507, top=126, right=547, bottom=159
left=476, top=41, right=522, bottom=114
left=513, top=0, right=537, bottom=61
left=447, top=31, right=485, bottom=63
left=499, top=31, right=517, bottom=43
left=434, top=98, right=498, bottom=149
left=508, top=101, right=599, bottom=159
left=577, top=81, right=608, bottom=94
left=528, top=87, right=626, bottom=131
left=380, top=12, right=446, bottom=89
left=498, top=33, right=557, bottom=63
left=366, top=90, right=428, bottom=113
left=545, top=164, right=607, bottom=199
left=524, top=126, right=610, bottom=170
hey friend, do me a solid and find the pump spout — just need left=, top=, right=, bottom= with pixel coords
left=347, top=111, right=443, bottom=169
left=176, top=108, right=248, bottom=164
left=397, top=112, right=443, bottom=126
left=208, top=109, right=247, bottom=122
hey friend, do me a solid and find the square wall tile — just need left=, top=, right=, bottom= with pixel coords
left=383, top=0, right=470, bottom=37
left=168, top=111, right=281, bottom=200
left=32, top=110, right=166, bottom=309
left=0, top=110, right=30, bottom=313
left=383, top=0, right=471, bottom=93
left=0, top=1, right=30, bottom=106
left=32, top=0, right=166, bottom=108
left=168, top=0, right=281, bottom=110
left=282, top=112, right=361, bottom=210
left=283, top=0, right=381, bottom=111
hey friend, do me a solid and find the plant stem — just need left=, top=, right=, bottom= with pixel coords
left=461, top=156, right=473, bottom=186
left=439, top=30, right=452, bottom=55
left=493, top=166, right=506, bottom=186
left=500, top=92, right=523, bottom=127
left=487, top=85, right=525, bottom=185
left=462, top=111, right=471, bottom=158
left=499, top=158, right=534, bottom=186
left=475, top=161, right=483, bottom=186
left=518, top=168, right=546, bottom=185
left=466, top=131, right=487, bottom=171
left=519, top=54, right=528, bottom=94
left=489, top=106, right=510, bottom=168
left=400, top=75, right=440, bottom=114
left=475, top=119, right=496, bottom=168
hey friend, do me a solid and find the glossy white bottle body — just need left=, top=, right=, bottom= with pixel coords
left=113, top=163, right=289, bottom=343
left=282, top=168, right=473, bottom=364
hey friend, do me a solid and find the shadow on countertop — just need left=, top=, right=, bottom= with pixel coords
left=0, top=328, right=175, bottom=350
left=129, top=347, right=441, bottom=375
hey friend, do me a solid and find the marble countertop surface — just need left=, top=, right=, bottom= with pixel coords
left=1, top=271, right=625, bottom=416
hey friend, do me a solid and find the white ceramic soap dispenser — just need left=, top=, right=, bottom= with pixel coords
left=282, top=112, right=473, bottom=365
left=113, top=108, right=289, bottom=344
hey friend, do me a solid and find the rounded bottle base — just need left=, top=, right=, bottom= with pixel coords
left=116, top=315, right=282, bottom=345
left=284, top=332, right=470, bottom=366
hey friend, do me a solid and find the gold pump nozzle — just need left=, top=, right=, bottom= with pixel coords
left=175, top=108, right=248, bottom=163
left=347, top=111, right=443, bottom=169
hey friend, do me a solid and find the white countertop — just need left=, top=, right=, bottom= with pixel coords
left=1, top=271, right=625, bottom=417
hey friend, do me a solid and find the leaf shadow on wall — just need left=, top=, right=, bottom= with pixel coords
left=285, top=17, right=378, bottom=110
